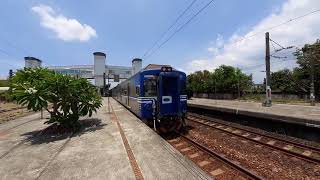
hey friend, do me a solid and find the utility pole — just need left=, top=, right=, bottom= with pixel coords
left=264, top=32, right=272, bottom=107
left=214, top=78, right=216, bottom=98
left=310, top=52, right=315, bottom=106
left=237, top=78, right=240, bottom=100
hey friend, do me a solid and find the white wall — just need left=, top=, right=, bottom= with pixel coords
left=94, top=55, right=106, bottom=87
left=132, top=60, right=142, bottom=75
left=25, top=60, right=41, bottom=68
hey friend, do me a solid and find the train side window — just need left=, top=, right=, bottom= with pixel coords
left=144, top=79, right=157, bottom=97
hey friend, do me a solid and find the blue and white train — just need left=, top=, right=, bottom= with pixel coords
left=112, top=64, right=187, bottom=132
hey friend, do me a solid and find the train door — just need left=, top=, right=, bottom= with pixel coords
left=158, top=73, right=179, bottom=116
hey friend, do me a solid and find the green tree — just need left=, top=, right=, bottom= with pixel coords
left=10, top=68, right=102, bottom=131
left=187, top=65, right=253, bottom=96
left=293, top=40, right=320, bottom=98
left=270, top=69, right=296, bottom=93
left=187, top=70, right=211, bottom=93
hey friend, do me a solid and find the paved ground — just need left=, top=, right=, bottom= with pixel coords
left=0, top=98, right=211, bottom=180
left=188, top=98, right=320, bottom=126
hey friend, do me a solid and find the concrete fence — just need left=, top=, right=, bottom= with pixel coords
left=192, top=92, right=310, bottom=101
left=193, top=93, right=238, bottom=100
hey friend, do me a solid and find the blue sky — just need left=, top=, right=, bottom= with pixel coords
left=0, top=0, right=319, bottom=82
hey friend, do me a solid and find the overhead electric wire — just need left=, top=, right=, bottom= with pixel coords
left=219, top=10, right=320, bottom=74
left=0, top=42, right=53, bottom=69
left=270, top=40, right=277, bottom=52
left=270, top=38, right=286, bottom=49
left=0, top=48, right=13, bottom=57
left=142, top=0, right=198, bottom=58
left=0, top=37, right=31, bottom=56
left=215, top=9, right=320, bottom=52
left=241, top=56, right=297, bottom=71
left=143, top=6, right=319, bottom=63
left=0, top=48, right=24, bottom=69
left=144, top=0, right=215, bottom=60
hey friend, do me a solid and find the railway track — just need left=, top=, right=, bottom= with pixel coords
left=187, top=113, right=320, bottom=164
left=168, top=131, right=264, bottom=179
left=0, top=107, right=26, bottom=113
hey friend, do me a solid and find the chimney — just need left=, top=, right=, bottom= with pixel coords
left=93, top=52, right=106, bottom=87
left=132, top=58, right=142, bottom=75
left=24, top=57, right=42, bottom=68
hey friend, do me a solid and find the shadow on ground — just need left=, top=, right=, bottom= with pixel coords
left=21, top=118, right=107, bottom=145
left=161, top=125, right=194, bottom=140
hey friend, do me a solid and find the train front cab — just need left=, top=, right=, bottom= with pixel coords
left=141, top=67, right=187, bottom=132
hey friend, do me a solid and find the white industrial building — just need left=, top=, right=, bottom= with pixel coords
left=24, top=52, right=142, bottom=89
left=24, top=57, right=42, bottom=68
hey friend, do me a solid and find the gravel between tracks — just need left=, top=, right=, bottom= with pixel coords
left=187, top=121, right=320, bottom=179
left=191, top=113, right=320, bottom=149
left=166, top=135, right=249, bottom=180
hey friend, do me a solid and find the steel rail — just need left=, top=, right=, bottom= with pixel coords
left=187, top=114, right=320, bottom=164
left=176, top=131, right=264, bottom=180
left=188, top=113, right=320, bottom=153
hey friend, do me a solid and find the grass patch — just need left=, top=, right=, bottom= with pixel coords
left=0, top=80, right=9, bottom=87
left=240, top=93, right=314, bottom=105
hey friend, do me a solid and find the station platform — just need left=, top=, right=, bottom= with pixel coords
left=188, top=98, right=320, bottom=128
left=0, top=98, right=211, bottom=180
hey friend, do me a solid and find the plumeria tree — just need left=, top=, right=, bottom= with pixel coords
left=10, top=68, right=102, bottom=131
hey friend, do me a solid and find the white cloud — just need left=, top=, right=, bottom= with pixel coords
left=207, top=34, right=224, bottom=56
left=32, top=4, right=97, bottom=42
left=184, top=0, right=320, bottom=82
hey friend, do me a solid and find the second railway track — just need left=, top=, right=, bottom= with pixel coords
left=187, top=113, right=320, bottom=164
left=166, top=131, right=264, bottom=179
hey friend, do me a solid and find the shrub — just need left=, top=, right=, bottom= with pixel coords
left=10, top=68, right=102, bottom=131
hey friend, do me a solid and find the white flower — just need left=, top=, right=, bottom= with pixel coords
left=25, top=87, right=38, bottom=94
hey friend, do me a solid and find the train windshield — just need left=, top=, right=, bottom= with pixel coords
left=162, top=76, right=178, bottom=96
left=144, top=78, right=157, bottom=97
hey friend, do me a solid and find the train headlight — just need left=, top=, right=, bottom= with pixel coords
left=161, top=66, right=172, bottom=72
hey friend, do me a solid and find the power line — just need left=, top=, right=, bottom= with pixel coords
left=144, top=0, right=215, bottom=60
left=241, top=58, right=296, bottom=72
left=270, top=40, right=277, bottom=52
left=270, top=38, right=286, bottom=49
left=0, top=38, right=32, bottom=56
left=0, top=48, right=12, bottom=57
left=0, top=48, right=24, bottom=69
left=0, top=46, right=53, bottom=68
left=142, top=0, right=198, bottom=58
left=145, top=7, right=320, bottom=61
left=0, top=48, right=22, bottom=62
left=0, top=35, right=55, bottom=67
left=216, top=9, right=320, bottom=51
left=271, top=55, right=287, bottom=59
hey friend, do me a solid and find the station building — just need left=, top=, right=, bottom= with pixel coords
left=24, top=52, right=142, bottom=89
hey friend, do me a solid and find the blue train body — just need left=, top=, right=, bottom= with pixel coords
left=112, top=65, right=187, bottom=132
